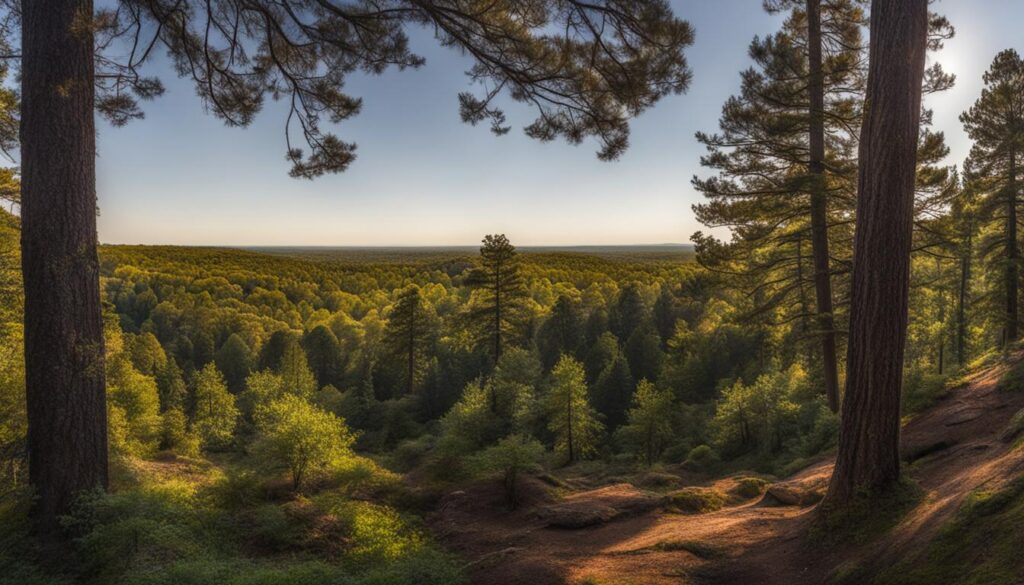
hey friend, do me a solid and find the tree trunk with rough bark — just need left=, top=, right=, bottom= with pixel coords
left=807, top=0, right=841, bottom=413
left=21, top=0, right=109, bottom=536
left=1006, top=151, right=1018, bottom=344
left=957, top=243, right=970, bottom=365
left=822, top=0, right=928, bottom=507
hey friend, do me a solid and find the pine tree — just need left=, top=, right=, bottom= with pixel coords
left=302, top=325, right=344, bottom=390
left=619, top=380, right=675, bottom=466
left=466, top=235, right=529, bottom=365
left=611, top=283, right=648, bottom=341
left=547, top=355, right=603, bottom=463
left=960, top=49, right=1024, bottom=345
left=279, top=338, right=317, bottom=400
left=593, top=355, right=636, bottom=430
left=215, top=333, right=253, bottom=393
left=383, top=285, right=433, bottom=396
left=692, top=0, right=866, bottom=413
left=537, top=295, right=585, bottom=370
left=192, top=363, right=239, bottom=450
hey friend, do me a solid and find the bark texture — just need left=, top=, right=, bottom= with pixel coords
left=21, top=0, right=109, bottom=534
left=822, top=0, right=928, bottom=506
left=807, top=0, right=841, bottom=413
left=1006, top=152, right=1018, bottom=343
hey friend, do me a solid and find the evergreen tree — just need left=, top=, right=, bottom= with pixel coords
left=154, top=359, right=188, bottom=413
left=383, top=285, right=433, bottom=396
left=215, top=333, right=253, bottom=393
left=593, top=354, right=635, bottom=430
left=537, top=295, right=585, bottom=370
left=691, top=0, right=866, bottom=412
left=259, top=330, right=296, bottom=372
left=302, top=325, right=344, bottom=389
left=652, top=287, right=679, bottom=347
left=546, top=355, right=603, bottom=463
left=960, top=49, right=1024, bottom=344
left=466, top=235, right=529, bottom=365
left=624, top=325, right=664, bottom=384
left=611, top=283, right=648, bottom=341
left=191, top=363, right=239, bottom=450
left=127, top=332, right=167, bottom=376
left=618, top=380, right=675, bottom=466
left=585, top=332, right=621, bottom=385
left=279, top=337, right=317, bottom=400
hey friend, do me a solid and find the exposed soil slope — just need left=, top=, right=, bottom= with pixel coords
left=433, top=358, right=1024, bottom=585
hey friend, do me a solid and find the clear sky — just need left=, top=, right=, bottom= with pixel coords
left=94, top=0, right=1023, bottom=247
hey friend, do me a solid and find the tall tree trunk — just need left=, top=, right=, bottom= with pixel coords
left=822, top=0, right=928, bottom=507
left=957, top=238, right=970, bottom=365
left=807, top=0, right=841, bottom=413
left=1007, top=151, right=1018, bottom=344
left=21, top=0, right=108, bottom=535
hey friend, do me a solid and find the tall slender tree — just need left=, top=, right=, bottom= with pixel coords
left=466, top=235, right=529, bottom=365
left=960, top=50, right=1024, bottom=345
left=822, top=0, right=929, bottom=508
left=692, top=0, right=866, bottom=412
left=383, top=285, right=433, bottom=396
left=546, top=355, right=603, bottom=464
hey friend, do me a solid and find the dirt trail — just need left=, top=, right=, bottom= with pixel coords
left=433, top=358, right=1024, bottom=585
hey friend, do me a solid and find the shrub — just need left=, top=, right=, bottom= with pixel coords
left=251, top=394, right=356, bottom=491
left=666, top=487, right=726, bottom=514
left=683, top=444, right=719, bottom=472
left=732, top=477, right=769, bottom=500
left=469, top=433, right=545, bottom=509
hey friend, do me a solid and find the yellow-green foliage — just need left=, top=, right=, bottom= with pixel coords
left=252, top=394, right=356, bottom=491
left=161, top=408, right=200, bottom=457
left=546, top=355, right=603, bottom=462
left=192, top=363, right=238, bottom=450
left=618, top=379, right=675, bottom=465
left=106, top=353, right=163, bottom=456
left=711, top=365, right=803, bottom=456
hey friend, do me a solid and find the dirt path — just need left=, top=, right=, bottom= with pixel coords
left=433, top=358, right=1024, bottom=585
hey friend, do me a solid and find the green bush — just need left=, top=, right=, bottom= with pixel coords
left=683, top=444, right=719, bottom=472
left=666, top=487, right=726, bottom=514
left=732, top=477, right=769, bottom=500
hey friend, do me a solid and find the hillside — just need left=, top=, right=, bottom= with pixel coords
left=436, top=355, right=1024, bottom=585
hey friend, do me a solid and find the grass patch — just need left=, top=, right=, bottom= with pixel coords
left=869, top=477, right=1024, bottom=585
left=665, top=487, right=727, bottom=515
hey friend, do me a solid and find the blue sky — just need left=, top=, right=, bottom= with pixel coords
left=95, top=0, right=1021, bottom=246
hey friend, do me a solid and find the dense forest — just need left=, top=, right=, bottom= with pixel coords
left=5, top=0, right=1024, bottom=583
